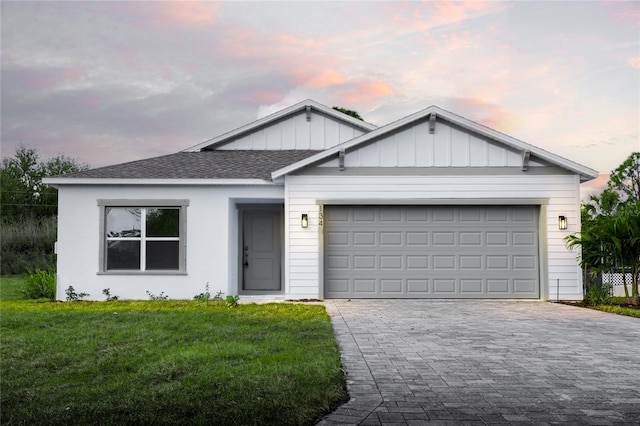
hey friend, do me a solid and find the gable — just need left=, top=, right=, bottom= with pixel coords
left=316, top=117, right=547, bottom=169
left=272, top=106, right=598, bottom=182
left=213, top=109, right=369, bottom=151
left=185, top=99, right=376, bottom=152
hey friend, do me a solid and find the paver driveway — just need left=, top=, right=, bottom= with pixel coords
left=319, top=300, right=640, bottom=425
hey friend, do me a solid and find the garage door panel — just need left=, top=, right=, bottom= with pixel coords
left=460, top=232, right=482, bottom=245
left=354, top=279, right=376, bottom=293
left=327, top=255, right=349, bottom=269
left=487, top=279, right=510, bottom=293
left=353, top=209, right=375, bottom=222
left=513, top=232, right=535, bottom=246
left=326, top=279, right=349, bottom=293
left=407, top=279, right=429, bottom=293
left=354, top=255, right=376, bottom=269
left=459, top=208, right=482, bottom=222
left=433, top=255, right=456, bottom=269
left=324, top=206, right=539, bottom=299
left=381, top=279, right=403, bottom=293
left=512, top=207, right=536, bottom=222
left=433, top=279, right=456, bottom=293
left=353, top=232, right=376, bottom=245
left=433, top=232, right=456, bottom=245
left=514, top=279, right=537, bottom=293
left=380, top=255, right=402, bottom=269
left=407, top=232, right=429, bottom=245
left=486, top=232, right=509, bottom=245
left=326, top=232, right=349, bottom=246
left=433, top=208, right=455, bottom=222
left=407, top=255, right=429, bottom=269
left=380, top=232, right=402, bottom=245
left=460, top=255, right=482, bottom=269
left=460, top=279, right=483, bottom=293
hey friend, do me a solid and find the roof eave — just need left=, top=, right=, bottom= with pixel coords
left=42, top=178, right=279, bottom=186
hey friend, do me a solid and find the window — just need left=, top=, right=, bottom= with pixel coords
left=99, top=200, right=187, bottom=273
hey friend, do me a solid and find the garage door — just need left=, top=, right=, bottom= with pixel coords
left=324, top=206, right=539, bottom=299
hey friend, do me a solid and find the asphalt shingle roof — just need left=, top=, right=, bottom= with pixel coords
left=57, top=150, right=323, bottom=180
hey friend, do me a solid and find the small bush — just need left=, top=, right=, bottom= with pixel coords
left=65, top=286, right=89, bottom=301
left=226, top=295, right=240, bottom=308
left=193, top=283, right=211, bottom=301
left=102, top=288, right=119, bottom=301
left=584, top=283, right=612, bottom=306
left=146, top=290, right=168, bottom=301
left=21, top=268, right=56, bottom=300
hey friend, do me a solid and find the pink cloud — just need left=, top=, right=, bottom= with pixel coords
left=432, top=1, right=491, bottom=23
left=626, top=56, right=640, bottom=68
left=19, top=67, right=85, bottom=91
left=390, top=1, right=505, bottom=36
left=454, top=98, right=522, bottom=132
left=611, top=3, right=640, bottom=26
left=153, top=1, right=219, bottom=26
left=303, top=69, right=345, bottom=89
left=235, top=89, right=284, bottom=105
left=336, top=80, right=394, bottom=105
left=580, top=173, right=609, bottom=200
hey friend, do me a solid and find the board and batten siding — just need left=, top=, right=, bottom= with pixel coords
left=217, top=110, right=367, bottom=151
left=284, top=174, right=582, bottom=300
left=320, top=120, right=546, bottom=168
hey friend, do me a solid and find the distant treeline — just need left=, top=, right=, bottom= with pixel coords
left=1, top=146, right=88, bottom=274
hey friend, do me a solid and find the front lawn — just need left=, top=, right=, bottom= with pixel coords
left=0, top=282, right=347, bottom=425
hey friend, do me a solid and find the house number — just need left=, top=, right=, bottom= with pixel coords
left=318, top=211, right=324, bottom=227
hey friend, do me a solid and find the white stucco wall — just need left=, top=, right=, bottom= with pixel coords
left=55, top=184, right=283, bottom=300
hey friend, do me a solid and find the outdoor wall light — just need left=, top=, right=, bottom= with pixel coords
left=301, top=213, right=308, bottom=229
left=558, top=215, right=567, bottom=230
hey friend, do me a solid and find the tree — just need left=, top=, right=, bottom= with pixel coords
left=565, top=152, right=640, bottom=298
left=0, top=145, right=89, bottom=220
left=608, top=152, right=640, bottom=202
left=333, top=106, right=364, bottom=121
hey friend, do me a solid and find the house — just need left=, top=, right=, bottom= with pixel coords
left=44, top=99, right=598, bottom=301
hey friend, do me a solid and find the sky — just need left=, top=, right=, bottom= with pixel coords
left=1, top=1, right=639, bottom=197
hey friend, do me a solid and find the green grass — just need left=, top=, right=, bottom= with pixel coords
left=0, top=295, right=347, bottom=425
left=0, top=276, right=24, bottom=301
left=591, top=304, right=640, bottom=318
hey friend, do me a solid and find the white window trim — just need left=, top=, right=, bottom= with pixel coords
left=97, top=199, right=189, bottom=275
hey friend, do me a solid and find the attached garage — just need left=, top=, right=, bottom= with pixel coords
left=273, top=103, right=598, bottom=301
left=324, top=205, right=540, bottom=299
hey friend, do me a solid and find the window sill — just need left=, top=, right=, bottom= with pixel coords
left=97, top=271, right=188, bottom=276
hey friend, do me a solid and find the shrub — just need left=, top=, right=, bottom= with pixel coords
left=226, top=295, right=240, bottom=308
left=193, top=283, right=211, bottom=301
left=146, top=290, right=168, bottom=301
left=102, top=288, right=119, bottom=301
left=584, top=283, right=612, bottom=306
left=21, top=268, right=56, bottom=300
left=65, top=286, right=89, bottom=301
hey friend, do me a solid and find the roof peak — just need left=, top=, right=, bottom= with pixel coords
left=184, top=99, right=377, bottom=153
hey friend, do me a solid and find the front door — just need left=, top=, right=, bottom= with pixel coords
left=242, top=210, right=281, bottom=291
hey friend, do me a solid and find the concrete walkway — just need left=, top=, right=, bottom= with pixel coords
left=319, top=300, right=640, bottom=425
